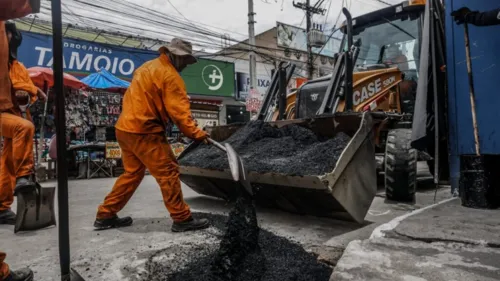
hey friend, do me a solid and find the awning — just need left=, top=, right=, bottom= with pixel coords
left=189, top=97, right=223, bottom=107
left=28, top=66, right=87, bottom=89
left=80, top=68, right=130, bottom=92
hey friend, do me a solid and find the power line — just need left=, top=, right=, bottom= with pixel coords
left=46, top=0, right=281, bottom=53
left=371, top=0, right=392, bottom=6
left=72, top=0, right=278, bottom=47
left=66, top=0, right=234, bottom=47
left=313, top=0, right=326, bottom=8
left=33, top=0, right=340, bottom=77
left=62, top=2, right=285, bottom=54
left=322, top=0, right=333, bottom=27
left=42, top=1, right=225, bottom=50
left=166, top=0, right=222, bottom=47
left=21, top=12, right=287, bottom=57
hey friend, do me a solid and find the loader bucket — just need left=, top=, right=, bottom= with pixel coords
left=15, top=183, right=56, bottom=233
left=178, top=112, right=377, bottom=223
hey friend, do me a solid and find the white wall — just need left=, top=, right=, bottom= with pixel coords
left=234, top=59, right=274, bottom=79
left=211, top=55, right=275, bottom=79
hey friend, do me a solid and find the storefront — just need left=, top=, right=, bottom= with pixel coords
left=226, top=104, right=250, bottom=124
left=180, top=58, right=235, bottom=129
left=190, top=97, right=223, bottom=129
left=18, top=29, right=245, bottom=162
left=235, top=72, right=272, bottom=101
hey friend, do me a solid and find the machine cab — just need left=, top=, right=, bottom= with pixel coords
left=341, top=0, right=425, bottom=113
left=294, top=1, right=426, bottom=119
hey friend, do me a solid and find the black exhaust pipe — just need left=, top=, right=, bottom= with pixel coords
left=342, top=8, right=354, bottom=111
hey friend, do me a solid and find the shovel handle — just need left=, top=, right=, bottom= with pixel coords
left=463, top=23, right=481, bottom=156
left=207, top=138, right=226, bottom=152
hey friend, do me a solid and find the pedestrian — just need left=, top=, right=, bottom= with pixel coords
left=451, top=7, right=500, bottom=26
left=0, top=20, right=47, bottom=226
left=94, top=38, right=210, bottom=232
left=48, top=133, right=57, bottom=160
left=0, top=1, right=41, bottom=280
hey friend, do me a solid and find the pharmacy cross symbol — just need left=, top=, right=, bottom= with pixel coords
left=202, top=64, right=224, bottom=91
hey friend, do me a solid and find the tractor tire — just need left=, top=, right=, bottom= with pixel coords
left=384, top=129, right=417, bottom=202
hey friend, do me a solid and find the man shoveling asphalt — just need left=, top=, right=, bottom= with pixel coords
left=94, top=38, right=210, bottom=232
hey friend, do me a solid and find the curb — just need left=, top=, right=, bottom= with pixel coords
left=369, top=197, right=457, bottom=239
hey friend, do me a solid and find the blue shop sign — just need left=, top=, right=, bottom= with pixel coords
left=18, top=31, right=157, bottom=79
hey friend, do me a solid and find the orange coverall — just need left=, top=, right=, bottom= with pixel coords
left=0, top=60, right=38, bottom=213
left=96, top=53, right=206, bottom=223
left=0, top=1, right=39, bottom=279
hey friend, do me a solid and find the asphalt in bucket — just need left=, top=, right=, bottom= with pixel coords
left=143, top=198, right=333, bottom=281
left=179, top=120, right=351, bottom=176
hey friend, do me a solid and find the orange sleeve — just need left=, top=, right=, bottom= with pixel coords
left=0, top=0, right=40, bottom=20
left=10, top=60, right=38, bottom=102
left=162, top=73, right=206, bottom=140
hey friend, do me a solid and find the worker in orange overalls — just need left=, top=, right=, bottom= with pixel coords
left=0, top=21, right=47, bottom=226
left=0, top=1, right=41, bottom=281
left=94, top=38, right=210, bottom=232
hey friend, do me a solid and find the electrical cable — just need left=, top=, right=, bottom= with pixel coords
left=44, top=0, right=282, bottom=54
left=44, top=0, right=233, bottom=48
left=322, top=0, right=333, bottom=28
left=33, top=0, right=338, bottom=78
left=74, top=0, right=280, bottom=47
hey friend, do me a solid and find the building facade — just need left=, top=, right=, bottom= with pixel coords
left=217, top=25, right=337, bottom=80
left=14, top=19, right=334, bottom=129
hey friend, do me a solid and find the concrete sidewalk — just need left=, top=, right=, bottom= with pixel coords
left=330, top=198, right=500, bottom=281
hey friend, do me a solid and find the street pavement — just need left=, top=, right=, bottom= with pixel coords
left=330, top=198, right=500, bottom=281
left=0, top=163, right=450, bottom=280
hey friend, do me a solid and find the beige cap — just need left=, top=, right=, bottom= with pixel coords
left=160, top=38, right=197, bottom=65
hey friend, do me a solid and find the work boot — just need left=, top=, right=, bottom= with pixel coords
left=4, top=268, right=33, bottom=281
left=171, top=217, right=210, bottom=232
left=0, top=209, right=16, bottom=225
left=13, top=176, right=35, bottom=196
left=94, top=215, right=133, bottom=230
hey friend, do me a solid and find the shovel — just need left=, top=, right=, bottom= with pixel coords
left=207, top=138, right=254, bottom=197
left=15, top=182, right=56, bottom=233
left=14, top=93, right=57, bottom=233
left=458, top=21, right=496, bottom=209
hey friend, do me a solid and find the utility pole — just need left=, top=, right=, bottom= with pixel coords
left=293, top=0, right=325, bottom=79
left=248, top=0, right=257, bottom=93
left=305, top=0, right=313, bottom=80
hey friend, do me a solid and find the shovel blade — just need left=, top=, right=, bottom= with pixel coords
left=15, top=184, right=56, bottom=233
left=224, top=143, right=253, bottom=197
left=61, top=268, right=86, bottom=281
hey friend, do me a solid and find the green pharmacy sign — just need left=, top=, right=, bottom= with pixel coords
left=181, top=58, right=235, bottom=97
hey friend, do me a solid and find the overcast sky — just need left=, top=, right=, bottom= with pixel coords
left=36, top=0, right=403, bottom=51
left=135, top=0, right=400, bottom=35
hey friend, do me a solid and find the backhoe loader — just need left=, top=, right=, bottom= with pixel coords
left=263, top=0, right=446, bottom=202
left=178, top=0, right=447, bottom=222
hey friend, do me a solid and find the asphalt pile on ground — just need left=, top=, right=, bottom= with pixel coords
left=179, top=120, right=351, bottom=176
left=209, top=196, right=264, bottom=281
left=144, top=199, right=332, bottom=281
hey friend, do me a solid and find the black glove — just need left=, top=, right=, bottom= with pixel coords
left=451, top=7, right=478, bottom=25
